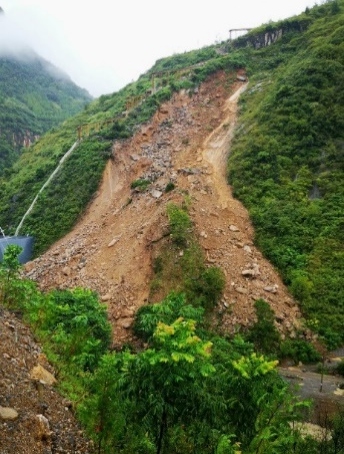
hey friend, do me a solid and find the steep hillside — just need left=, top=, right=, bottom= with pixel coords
left=1, top=2, right=344, bottom=452
left=0, top=46, right=243, bottom=254
left=228, top=0, right=344, bottom=347
left=0, top=11, right=92, bottom=174
left=24, top=72, right=301, bottom=347
left=0, top=0, right=343, bottom=349
left=0, top=307, right=92, bottom=453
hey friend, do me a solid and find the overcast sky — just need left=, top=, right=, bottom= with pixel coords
left=1, top=0, right=319, bottom=97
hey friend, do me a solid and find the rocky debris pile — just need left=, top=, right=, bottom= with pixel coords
left=190, top=201, right=302, bottom=337
left=23, top=72, right=302, bottom=346
left=0, top=308, right=92, bottom=454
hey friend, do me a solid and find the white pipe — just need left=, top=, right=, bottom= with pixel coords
left=15, top=141, right=79, bottom=236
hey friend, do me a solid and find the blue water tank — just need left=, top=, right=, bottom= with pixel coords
left=0, top=236, right=34, bottom=264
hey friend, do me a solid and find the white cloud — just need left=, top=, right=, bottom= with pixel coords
left=0, top=0, right=318, bottom=97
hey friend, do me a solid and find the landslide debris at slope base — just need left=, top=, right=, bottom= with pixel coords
left=0, top=307, right=92, bottom=454
left=24, top=71, right=302, bottom=346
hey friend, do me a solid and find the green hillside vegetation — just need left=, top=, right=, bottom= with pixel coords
left=0, top=0, right=342, bottom=348
left=1, top=1, right=344, bottom=448
left=0, top=51, right=92, bottom=173
left=228, top=0, right=344, bottom=348
left=148, top=202, right=226, bottom=315
left=2, top=245, right=344, bottom=454
left=0, top=47, right=245, bottom=255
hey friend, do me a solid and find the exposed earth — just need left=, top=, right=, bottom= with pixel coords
left=25, top=71, right=302, bottom=347
left=2, top=71, right=343, bottom=453
left=0, top=307, right=93, bottom=454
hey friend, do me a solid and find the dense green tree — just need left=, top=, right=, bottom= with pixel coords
left=81, top=316, right=215, bottom=454
left=27, top=287, right=112, bottom=372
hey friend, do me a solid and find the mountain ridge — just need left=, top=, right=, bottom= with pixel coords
left=0, top=10, right=92, bottom=174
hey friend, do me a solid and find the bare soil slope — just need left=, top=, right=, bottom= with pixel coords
left=0, top=308, right=92, bottom=453
left=25, top=71, right=302, bottom=346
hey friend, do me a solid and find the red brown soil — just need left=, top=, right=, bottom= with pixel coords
left=25, top=71, right=302, bottom=347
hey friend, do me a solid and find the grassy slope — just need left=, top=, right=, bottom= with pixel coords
left=0, top=53, right=92, bottom=173
left=228, top=0, right=344, bottom=347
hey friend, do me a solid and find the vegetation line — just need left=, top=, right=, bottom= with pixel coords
left=15, top=140, right=79, bottom=235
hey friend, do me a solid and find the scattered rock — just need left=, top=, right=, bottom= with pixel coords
left=159, top=106, right=169, bottom=115
left=235, top=287, right=248, bottom=295
left=179, top=167, right=200, bottom=175
left=187, top=175, right=198, bottom=183
left=35, top=414, right=52, bottom=440
left=292, top=422, right=332, bottom=442
left=264, top=285, right=278, bottom=294
left=37, top=353, right=49, bottom=365
left=122, top=309, right=134, bottom=318
left=229, top=225, right=240, bottom=232
left=334, top=388, right=344, bottom=396
left=0, top=307, right=91, bottom=452
left=101, top=294, right=111, bottom=302
left=0, top=406, right=19, bottom=420
left=108, top=238, right=119, bottom=247
left=151, top=189, right=163, bottom=199
left=62, top=266, right=71, bottom=276
left=62, top=398, right=73, bottom=409
left=118, top=318, right=134, bottom=329
left=30, top=365, right=57, bottom=386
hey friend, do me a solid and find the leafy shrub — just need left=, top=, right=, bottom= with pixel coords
left=187, top=266, right=226, bottom=311
left=336, top=360, right=344, bottom=377
left=130, top=178, right=151, bottom=191
left=27, top=288, right=112, bottom=371
left=290, top=272, right=314, bottom=305
left=0, top=244, right=24, bottom=306
left=165, top=181, right=175, bottom=192
left=133, top=292, right=204, bottom=342
left=279, top=339, right=321, bottom=364
left=153, top=256, right=163, bottom=273
left=151, top=203, right=225, bottom=312
left=166, top=203, right=192, bottom=247
left=247, top=299, right=281, bottom=355
left=318, top=327, right=343, bottom=351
